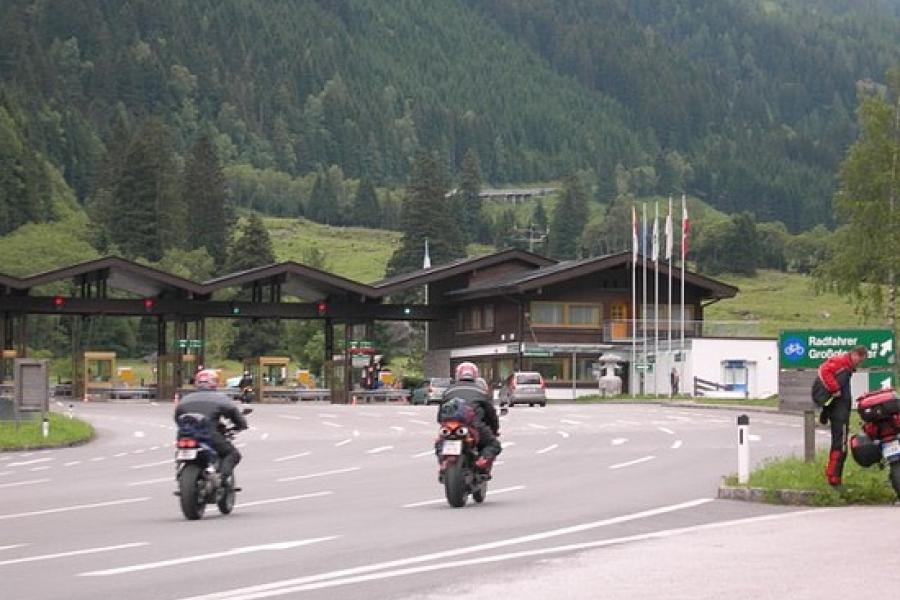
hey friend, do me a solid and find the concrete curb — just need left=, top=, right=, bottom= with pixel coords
left=717, top=484, right=819, bottom=505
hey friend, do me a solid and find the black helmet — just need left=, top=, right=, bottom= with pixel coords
left=849, top=433, right=881, bottom=467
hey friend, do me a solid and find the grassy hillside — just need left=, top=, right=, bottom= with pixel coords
left=706, top=270, right=867, bottom=337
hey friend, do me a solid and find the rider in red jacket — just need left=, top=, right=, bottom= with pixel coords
left=811, top=345, right=868, bottom=486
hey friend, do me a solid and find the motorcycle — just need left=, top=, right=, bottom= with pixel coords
left=436, top=399, right=507, bottom=508
left=174, top=408, right=251, bottom=520
left=240, top=385, right=254, bottom=403
left=849, top=389, right=900, bottom=498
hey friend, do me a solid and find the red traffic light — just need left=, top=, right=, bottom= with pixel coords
left=316, top=301, right=328, bottom=317
left=142, top=298, right=156, bottom=312
left=52, top=295, right=65, bottom=309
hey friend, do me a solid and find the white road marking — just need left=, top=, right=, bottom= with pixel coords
left=236, top=443, right=247, bottom=449
left=200, top=510, right=823, bottom=597
left=132, top=449, right=145, bottom=454
left=238, top=492, right=334, bottom=508
left=749, top=434, right=762, bottom=442
left=277, top=467, right=361, bottom=482
left=408, top=419, right=430, bottom=426
left=0, top=478, right=51, bottom=489
left=366, top=446, right=394, bottom=454
left=63, top=461, right=82, bottom=467
left=0, top=542, right=148, bottom=568
left=390, top=426, right=405, bottom=432
left=260, top=433, right=270, bottom=441
left=277, top=415, right=303, bottom=421
left=560, top=419, right=583, bottom=426
left=536, top=444, right=559, bottom=455
left=129, top=459, right=171, bottom=470
left=502, top=441, right=516, bottom=448
left=657, top=426, right=675, bottom=435
left=133, top=431, right=146, bottom=438
left=403, top=485, right=526, bottom=508
left=0, top=497, right=150, bottom=521
left=29, top=466, right=51, bottom=472
left=609, top=455, right=656, bottom=470
left=187, top=498, right=716, bottom=600
left=0, top=544, right=25, bottom=551
left=150, top=446, right=160, bottom=451
left=671, top=440, right=683, bottom=449
left=7, top=458, right=53, bottom=468
left=611, top=438, right=628, bottom=446
left=114, top=452, right=128, bottom=458
left=334, top=439, right=353, bottom=447
left=396, top=410, right=416, bottom=416
left=412, top=450, right=434, bottom=458
left=273, top=452, right=312, bottom=463
left=318, top=413, right=337, bottom=419
left=79, top=538, right=337, bottom=577
left=321, top=421, right=342, bottom=428
left=557, top=431, right=570, bottom=439
left=353, top=430, right=360, bottom=437
left=528, top=423, right=548, bottom=430
left=0, top=471, right=11, bottom=477
left=358, top=412, right=380, bottom=418
left=127, top=477, right=172, bottom=487
left=90, top=457, right=106, bottom=462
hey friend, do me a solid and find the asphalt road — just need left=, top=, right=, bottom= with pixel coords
left=0, top=401, right=876, bottom=600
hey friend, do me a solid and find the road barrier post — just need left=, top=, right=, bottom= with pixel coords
left=737, top=414, right=750, bottom=484
left=803, top=409, right=816, bottom=463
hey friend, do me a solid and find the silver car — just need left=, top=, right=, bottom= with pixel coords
left=500, top=372, right=547, bottom=407
left=411, top=377, right=452, bottom=405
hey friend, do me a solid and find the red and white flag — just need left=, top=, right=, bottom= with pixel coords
left=665, top=198, right=673, bottom=261
left=631, top=204, right=638, bottom=265
left=681, top=195, right=690, bottom=260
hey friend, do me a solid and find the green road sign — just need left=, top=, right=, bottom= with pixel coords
left=634, top=363, right=653, bottom=371
left=868, top=371, right=894, bottom=391
left=779, top=329, right=894, bottom=369
left=522, top=351, right=553, bottom=357
left=176, top=339, right=204, bottom=349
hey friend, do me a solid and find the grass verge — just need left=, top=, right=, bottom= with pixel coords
left=0, top=412, right=94, bottom=451
left=723, top=451, right=897, bottom=505
left=573, top=394, right=777, bottom=408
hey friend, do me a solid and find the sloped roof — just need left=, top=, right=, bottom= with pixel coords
left=371, top=249, right=555, bottom=297
left=446, top=251, right=738, bottom=300
left=202, top=261, right=375, bottom=300
left=14, top=256, right=207, bottom=297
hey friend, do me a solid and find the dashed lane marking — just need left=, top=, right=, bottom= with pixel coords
left=273, top=452, right=312, bottom=463
left=0, top=542, right=148, bottom=568
left=238, top=492, right=334, bottom=508
left=0, top=497, right=151, bottom=521
left=671, top=440, right=683, bottom=449
left=366, top=446, right=394, bottom=455
left=657, top=427, right=675, bottom=435
left=609, top=455, right=656, bottom=470
left=334, top=439, right=353, bottom=447
left=0, top=478, right=51, bottom=489
left=277, top=467, right=361, bottom=482
left=402, top=485, right=526, bottom=508
left=536, top=444, right=559, bottom=455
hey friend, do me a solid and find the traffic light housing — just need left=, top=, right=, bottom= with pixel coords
left=316, top=301, right=328, bottom=317
left=52, top=295, right=65, bottom=310
left=230, top=302, right=241, bottom=316
left=142, top=298, right=155, bottom=312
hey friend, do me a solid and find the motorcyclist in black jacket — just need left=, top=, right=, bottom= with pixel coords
left=175, top=369, right=248, bottom=479
left=436, top=362, right=502, bottom=475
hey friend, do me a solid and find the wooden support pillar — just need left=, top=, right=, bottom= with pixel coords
left=324, top=318, right=335, bottom=403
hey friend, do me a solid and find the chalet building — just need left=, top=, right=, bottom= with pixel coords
left=373, top=249, right=738, bottom=396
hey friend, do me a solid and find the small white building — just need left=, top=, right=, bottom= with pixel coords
left=680, top=337, right=779, bottom=399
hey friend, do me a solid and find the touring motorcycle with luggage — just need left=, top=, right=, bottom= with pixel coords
left=849, top=389, right=900, bottom=498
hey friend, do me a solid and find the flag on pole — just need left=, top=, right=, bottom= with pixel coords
left=651, top=208, right=659, bottom=264
left=665, top=199, right=673, bottom=261
left=681, top=196, right=690, bottom=260
left=631, top=205, right=638, bottom=265
left=423, top=238, right=431, bottom=269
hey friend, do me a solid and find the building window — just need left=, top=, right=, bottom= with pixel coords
left=530, top=302, right=603, bottom=328
left=456, top=304, right=495, bottom=333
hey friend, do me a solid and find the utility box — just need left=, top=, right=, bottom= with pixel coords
left=14, top=358, right=49, bottom=424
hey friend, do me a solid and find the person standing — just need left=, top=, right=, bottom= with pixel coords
left=670, top=367, right=680, bottom=398
left=811, top=345, right=868, bottom=486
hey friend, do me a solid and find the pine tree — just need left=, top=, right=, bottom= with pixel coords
left=532, top=199, right=548, bottom=231
left=306, top=170, right=340, bottom=225
left=548, top=174, right=589, bottom=259
left=351, top=178, right=380, bottom=228
left=183, top=131, right=231, bottom=269
left=225, top=214, right=276, bottom=272
left=387, top=150, right=465, bottom=276
left=458, top=148, right=483, bottom=243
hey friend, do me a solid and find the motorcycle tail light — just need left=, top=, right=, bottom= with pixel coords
left=440, top=426, right=452, bottom=437
left=177, top=438, right=198, bottom=448
left=457, top=427, right=468, bottom=437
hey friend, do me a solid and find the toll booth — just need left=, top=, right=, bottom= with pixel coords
left=82, top=351, right=115, bottom=399
left=158, top=353, right=199, bottom=400
left=1, top=349, right=16, bottom=383
left=243, top=356, right=291, bottom=403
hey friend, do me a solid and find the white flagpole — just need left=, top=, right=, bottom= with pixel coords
left=642, top=203, right=648, bottom=396
left=424, top=238, right=431, bottom=353
left=631, top=205, right=638, bottom=398
left=681, top=195, right=687, bottom=355
left=653, top=201, right=659, bottom=396
left=667, top=196, right=673, bottom=356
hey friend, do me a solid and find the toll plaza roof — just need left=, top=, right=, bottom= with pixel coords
left=202, top=261, right=377, bottom=301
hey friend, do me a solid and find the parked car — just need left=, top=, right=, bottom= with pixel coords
left=499, top=372, right=547, bottom=407
left=411, top=377, right=452, bottom=405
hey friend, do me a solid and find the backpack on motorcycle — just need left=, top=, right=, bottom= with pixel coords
left=849, top=433, right=882, bottom=467
left=857, top=389, right=900, bottom=423
left=438, top=397, right=476, bottom=424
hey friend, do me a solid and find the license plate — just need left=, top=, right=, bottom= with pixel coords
left=176, top=449, right=198, bottom=461
left=442, top=440, right=462, bottom=456
left=882, top=440, right=900, bottom=460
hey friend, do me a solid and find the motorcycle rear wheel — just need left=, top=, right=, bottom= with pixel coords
left=179, top=464, right=206, bottom=520
left=218, top=475, right=236, bottom=515
left=444, top=459, right=468, bottom=508
left=890, top=462, right=900, bottom=499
